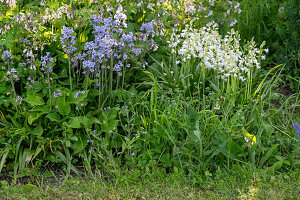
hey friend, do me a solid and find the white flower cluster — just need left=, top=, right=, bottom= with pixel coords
left=41, top=5, right=73, bottom=24
left=170, top=23, right=266, bottom=81
left=0, top=0, right=16, bottom=7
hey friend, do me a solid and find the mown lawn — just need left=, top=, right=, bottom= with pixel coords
left=0, top=166, right=299, bottom=200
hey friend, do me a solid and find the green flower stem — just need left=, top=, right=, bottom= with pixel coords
left=47, top=72, right=52, bottom=110
left=68, top=59, right=73, bottom=92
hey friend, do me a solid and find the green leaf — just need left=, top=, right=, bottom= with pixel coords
left=32, top=81, right=44, bottom=92
left=89, top=117, right=101, bottom=124
left=107, top=107, right=118, bottom=120
left=72, top=138, right=87, bottom=155
left=260, top=144, right=279, bottom=167
left=25, top=95, right=45, bottom=106
left=32, top=126, right=43, bottom=136
left=57, top=96, right=71, bottom=116
left=69, top=136, right=78, bottom=141
left=68, top=117, right=81, bottom=129
left=53, top=18, right=65, bottom=29
left=28, top=112, right=43, bottom=125
left=55, top=151, right=79, bottom=175
left=127, top=22, right=138, bottom=33
left=66, top=140, right=71, bottom=147
left=262, top=123, right=274, bottom=137
left=267, top=161, right=283, bottom=174
left=57, top=51, right=68, bottom=63
left=19, top=148, right=34, bottom=172
left=81, top=117, right=92, bottom=129
left=46, top=113, right=60, bottom=122
left=30, top=105, right=50, bottom=113
left=0, top=150, right=9, bottom=173
left=294, top=160, right=300, bottom=168
left=101, top=119, right=119, bottom=132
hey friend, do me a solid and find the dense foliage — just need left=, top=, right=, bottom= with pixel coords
left=0, top=0, right=299, bottom=181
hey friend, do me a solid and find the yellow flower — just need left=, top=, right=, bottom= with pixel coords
left=242, top=127, right=256, bottom=145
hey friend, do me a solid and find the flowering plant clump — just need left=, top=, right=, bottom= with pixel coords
left=74, top=7, right=157, bottom=101
left=41, top=52, right=54, bottom=73
left=169, top=22, right=267, bottom=98
left=171, top=23, right=266, bottom=82
left=81, top=9, right=156, bottom=74
left=60, top=26, right=77, bottom=56
left=0, top=0, right=298, bottom=180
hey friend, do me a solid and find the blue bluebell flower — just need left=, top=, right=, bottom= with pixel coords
left=74, top=90, right=85, bottom=98
left=140, top=22, right=154, bottom=35
left=293, top=122, right=300, bottom=136
left=41, top=52, right=54, bottom=73
left=132, top=48, right=142, bottom=56
left=1, top=50, right=12, bottom=60
left=53, top=90, right=62, bottom=98
left=60, top=26, right=77, bottom=55
left=82, top=60, right=96, bottom=72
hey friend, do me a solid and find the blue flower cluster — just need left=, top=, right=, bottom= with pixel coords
left=74, top=90, right=85, bottom=98
left=293, top=122, right=300, bottom=144
left=60, top=26, right=77, bottom=55
left=79, top=12, right=155, bottom=77
left=1, top=50, right=12, bottom=60
left=293, top=122, right=300, bottom=136
left=1, top=50, right=13, bottom=67
left=53, top=89, right=62, bottom=98
left=16, top=96, right=23, bottom=104
left=83, top=60, right=96, bottom=73
left=113, top=60, right=123, bottom=72
left=140, top=22, right=154, bottom=36
left=41, top=52, right=54, bottom=73
left=6, top=68, right=19, bottom=82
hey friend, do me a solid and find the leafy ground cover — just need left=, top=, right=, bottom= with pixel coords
left=0, top=0, right=299, bottom=198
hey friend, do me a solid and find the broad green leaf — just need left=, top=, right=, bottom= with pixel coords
left=32, top=81, right=44, bottom=92
left=72, top=137, right=87, bottom=155
left=69, top=136, right=78, bottom=141
left=294, top=160, right=300, bottom=168
left=32, top=126, right=43, bottom=136
left=127, top=22, right=138, bottom=33
left=262, top=123, right=274, bottom=137
left=267, top=161, right=283, bottom=174
left=32, top=145, right=43, bottom=161
left=101, top=119, right=119, bottom=132
left=57, top=96, right=71, bottom=116
left=107, top=107, right=118, bottom=120
left=89, top=117, right=101, bottom=124
left=46, top=113, right=60, bottom=122
left=25, top=95, right=45, bottom=106
left=28, top=112, right=43, bottom=125
left=68, top=117, right=81, bottom=129
left=30, top=105, right=50, bottom=113
left=81, top=117, right=92, bottom=129
left=66, top=140, right=71, bottom=147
